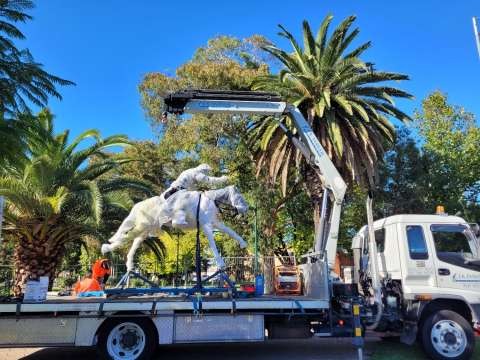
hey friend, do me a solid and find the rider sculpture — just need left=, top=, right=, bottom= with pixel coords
left=101, top=164, right=247, bottom=272
left=161, top=163, right=228, bottom=225
left=163, top=163, right=228, bottom=198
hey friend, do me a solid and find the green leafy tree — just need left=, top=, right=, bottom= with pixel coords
left=0, top=0, right=73, bottom=116
left=138, top=35, right=297, bottom=257
left=376, top=127, right=428, bottom=216
left=117, top=141, right=170, bottom=194
left=416, top=91, right=480, bottom=219
left=158, top=230, right=208, bottom=279
left=139, top=35, right=270, bottom=125
left=0, top=110, right=149, bottom=295
left=248, top=15, right=412, bottom=234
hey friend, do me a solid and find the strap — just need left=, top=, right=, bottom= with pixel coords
left=231, top=297, right=236, bottom=314
left=294, top=300, right=305, bottom=313
left=288, top=299, right=305, bottom=321
left=98, top=300, right=105, bottom=318
left=192, top=294, right=202, bottom=316
left=15, top=302, right=21, bottom=320
left=151, top=300, right=157, bottom=316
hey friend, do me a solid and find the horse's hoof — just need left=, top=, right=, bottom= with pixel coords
left=101, top=244, right=111, bottom=254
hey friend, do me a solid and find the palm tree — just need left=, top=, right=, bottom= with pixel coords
left=248, top=15, right=412, bottom=222
left=0, top=116, right=25, bottom=166
left=0, top=110, right=151, bottom=295
left=0, top=0, right=74, bottom=117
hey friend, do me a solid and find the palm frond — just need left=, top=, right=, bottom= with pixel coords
left=249, top=14, right=412, bottom=187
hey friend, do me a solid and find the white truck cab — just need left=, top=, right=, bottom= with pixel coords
left=352, top=214, right=480, bottom=359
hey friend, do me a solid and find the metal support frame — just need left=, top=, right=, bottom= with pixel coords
left=254, top=202, right=259, bottom=275
left=0, top=196, right=4, bottom=246
left=105, top=269, right=236, bottom=297
left=194, top=193, right=202, bottom=293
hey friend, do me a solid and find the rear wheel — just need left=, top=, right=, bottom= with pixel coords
left=97, top=317, right=157, bottom=360
left=421, top=310, right=475, bottom=360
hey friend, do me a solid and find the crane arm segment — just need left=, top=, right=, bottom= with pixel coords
left=164, top=90, right=347, bottom=267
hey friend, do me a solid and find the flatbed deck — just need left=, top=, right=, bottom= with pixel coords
left=0, top=294, right=329, bottom=314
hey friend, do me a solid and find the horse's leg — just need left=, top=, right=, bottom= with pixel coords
left=108, top=209, right=138, bottom=244
left=126, top=232, right=146, bottom=272
left=214, top=221, right=247, bottom=249
left=102, top=219, right=147, bottom=255
left=102, top=233, right=126, bottom=254
left=101, top=209, right=138, bottom=255
left=202, top=224, right=225, bottom=269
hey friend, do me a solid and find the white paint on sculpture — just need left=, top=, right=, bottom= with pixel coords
left=161, top=163, right=229, bottom=200
left=101, top=164, right=247, bottom=272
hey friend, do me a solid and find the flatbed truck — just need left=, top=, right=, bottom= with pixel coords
left=0, top=90, right=478, bottom=360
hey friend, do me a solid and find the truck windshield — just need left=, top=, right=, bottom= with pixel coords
left=431, top=224, right=480, bottom=271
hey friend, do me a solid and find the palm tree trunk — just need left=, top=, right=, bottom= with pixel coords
left=12, top=239, right=62, bottom=297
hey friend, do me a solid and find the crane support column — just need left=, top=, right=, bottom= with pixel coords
left=286, top=105, right=347, bottom=267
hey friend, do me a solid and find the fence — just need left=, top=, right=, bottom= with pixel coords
left=0, top=265, right=14, bottom=296
left=0, top=255, right=297, bottom=295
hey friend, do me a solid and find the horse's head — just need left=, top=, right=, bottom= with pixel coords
left=196, top=163, right=212, bottom=174
left=226, top=185, right=249, bottom=214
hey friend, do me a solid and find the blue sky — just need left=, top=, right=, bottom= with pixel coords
left=20, top=0, right=480, bottom=141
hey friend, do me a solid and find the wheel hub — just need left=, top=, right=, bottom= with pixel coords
left=443, top=332, right=456, bottom=346
left=107, top=322, right=146, bottom=359
left=120, top=330, right=139, bottom=349
left=431, top=319, right=467, bottom=358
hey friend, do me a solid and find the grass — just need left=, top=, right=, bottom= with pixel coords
left=370, top=338, right=480, bottom=360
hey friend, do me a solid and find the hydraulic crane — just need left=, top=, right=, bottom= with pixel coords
left=163, top=89, right=347, bottom=269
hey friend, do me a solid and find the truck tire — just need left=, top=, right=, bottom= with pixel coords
left=97, top=317, right=158, bottom=360
left=421, top=310, right=475, bottom=360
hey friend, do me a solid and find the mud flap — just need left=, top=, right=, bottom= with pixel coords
left=400, top=321, right=418, bottom=345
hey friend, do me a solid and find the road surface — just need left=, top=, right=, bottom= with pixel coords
left=0, top=338, right=378, bottom=360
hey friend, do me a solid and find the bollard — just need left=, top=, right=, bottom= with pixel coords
left=352, top=301, right=364, bottom=360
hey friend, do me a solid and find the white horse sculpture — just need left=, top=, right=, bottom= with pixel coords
left=101, top=185, right=248, bottom=271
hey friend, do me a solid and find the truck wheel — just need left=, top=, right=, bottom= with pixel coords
left=421, top=310, right=475, bottom=360
left=97, top=317, right=157, bottom=360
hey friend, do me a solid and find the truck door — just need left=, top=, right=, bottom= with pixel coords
left=428, top=224, right=480, bottom=292
left=402, top=224, right=437, bottom=288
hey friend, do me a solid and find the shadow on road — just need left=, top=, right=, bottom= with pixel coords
left=16, top=338, right=370, bottom=360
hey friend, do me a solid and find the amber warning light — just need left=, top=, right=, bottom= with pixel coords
left=436, top=205, right=445, bottom=215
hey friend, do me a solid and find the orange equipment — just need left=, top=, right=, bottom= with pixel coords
left=92, top=258, right=111, bottom=285
left=274, top=265, right=302, bottom=295
left=73, top=277, right=101, bottom=294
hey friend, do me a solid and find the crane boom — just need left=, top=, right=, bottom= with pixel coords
left=164, top=89, right=347, bottom=267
